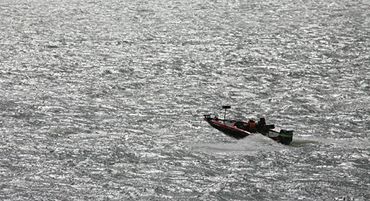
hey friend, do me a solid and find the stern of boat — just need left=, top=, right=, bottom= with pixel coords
left=278, top=129, right=293, bottom=145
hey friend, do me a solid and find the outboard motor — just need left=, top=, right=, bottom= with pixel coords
left=278, top=130, right=294, bottom=145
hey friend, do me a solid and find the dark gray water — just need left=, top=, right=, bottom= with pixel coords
left=1, top=0, right=369, bottom=200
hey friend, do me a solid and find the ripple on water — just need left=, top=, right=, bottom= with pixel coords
left=0, top=0, right=369, bottom=200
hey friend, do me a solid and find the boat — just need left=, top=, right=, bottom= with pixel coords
left=204, top=106, right=294, bottom=145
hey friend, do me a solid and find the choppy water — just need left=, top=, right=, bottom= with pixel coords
left=1, top=0, right=369, bottom=200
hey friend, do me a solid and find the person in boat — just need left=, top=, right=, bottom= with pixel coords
left=256, top=117, right=274, bottom=134
left=257, top=117, right=266, bottom=130
left=247, top=119, right=257, bottom=132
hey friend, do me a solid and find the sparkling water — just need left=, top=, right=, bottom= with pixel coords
left=0, top=0, right=369, bottom=200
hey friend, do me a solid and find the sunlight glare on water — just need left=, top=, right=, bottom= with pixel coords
left=0, top=0, right=369, bottom=200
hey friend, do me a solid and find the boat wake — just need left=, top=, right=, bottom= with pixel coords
left=289, top=136, right=320, bottom=147
left=193, top=134, right=369, bottom=156
left=319, top=137, right=370, bottom=149
left=282, top=135, right=369, bottom=149
left=192, top=134, right=287, bottom=156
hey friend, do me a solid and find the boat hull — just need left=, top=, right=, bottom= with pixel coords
left=205, top=118, right=251, bottom=139
left=204, top=116, right=293, bottom=145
